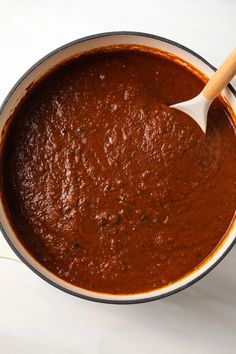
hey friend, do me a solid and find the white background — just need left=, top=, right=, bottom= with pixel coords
left=0, top=0, right=236, bottom=353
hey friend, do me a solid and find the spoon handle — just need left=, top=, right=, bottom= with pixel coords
left=202, top=48, right=236, bottom=101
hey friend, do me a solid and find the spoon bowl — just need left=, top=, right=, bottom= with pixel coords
left=171, top=48, right=236, bottom=132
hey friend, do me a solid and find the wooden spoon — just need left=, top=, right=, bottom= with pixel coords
left=171, top=48, right=236, bottom=133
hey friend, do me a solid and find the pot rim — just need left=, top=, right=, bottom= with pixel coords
left=0, top=31, right=235, bottom=304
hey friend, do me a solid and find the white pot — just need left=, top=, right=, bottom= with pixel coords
left=0, top=32, right=235, bottom=304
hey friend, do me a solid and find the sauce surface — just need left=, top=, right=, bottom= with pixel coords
left=2, top=46, right=236, bottom=294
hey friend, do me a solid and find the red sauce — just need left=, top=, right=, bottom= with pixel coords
left=2, top=46, right=236, bottom=294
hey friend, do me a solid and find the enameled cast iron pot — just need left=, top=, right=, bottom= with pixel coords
left=0, top=32, right=235, bottom=304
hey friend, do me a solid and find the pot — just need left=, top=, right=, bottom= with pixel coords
left=0, top=32, right=235, bottom=304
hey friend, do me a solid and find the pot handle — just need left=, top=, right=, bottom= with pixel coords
left=0, top=229, right=21, bottom=262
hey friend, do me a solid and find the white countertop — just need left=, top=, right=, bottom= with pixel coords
left=0, top=1, right=236, bottom=353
